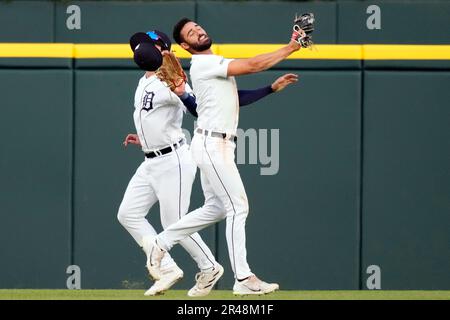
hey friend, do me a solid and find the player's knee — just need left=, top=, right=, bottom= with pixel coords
left=117, top=206, right=129, bottom=226
left=236, top=194, right=249, bottom=216
left=202, top=203, right=226, bottom=220
left=228, top=207, right=248, bottom=219
left=242, top=199, right=249, bottom=214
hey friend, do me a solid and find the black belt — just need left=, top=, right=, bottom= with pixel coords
left=196, top=128, right=237, bottom=143
left=145, top=139, right=184, bottom=159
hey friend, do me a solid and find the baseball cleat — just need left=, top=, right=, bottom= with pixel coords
left=232, top=276, right=279, bottom=296
left=144, top=264, right=184, bottom=296
left=187, top=264, right=224, bottom=297
left=142, top=236, right=165, bottom=280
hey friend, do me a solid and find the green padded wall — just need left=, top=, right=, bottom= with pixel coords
left=0, top=1, right=54, bottom=42
left=197, top=1, right=337, bottom=44
left=338, top=1, right=450, bottom=44
left=0, top=69, right=72, bottom=288
left=2, top=0, right=450, bottom=45
left=362, top=71, right=450, bottom=289
left=54, top=1, right=196, bottom=43
left=0, top=58, right=72, bottom=69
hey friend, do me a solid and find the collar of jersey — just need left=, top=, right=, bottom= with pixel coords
left=142, top=74, right=158, bottom=82
left=191, top=53, right=218, bottom=59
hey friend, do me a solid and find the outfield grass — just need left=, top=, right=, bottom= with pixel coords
left=0, top=290, right=448, bottom=300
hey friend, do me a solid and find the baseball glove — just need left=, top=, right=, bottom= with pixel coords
left=156, top=51, right=187, bottom=91
left=291, top=13, right=315, bottom=48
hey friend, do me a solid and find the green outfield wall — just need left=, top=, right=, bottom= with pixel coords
left=0, top=0, right=449, bottom=291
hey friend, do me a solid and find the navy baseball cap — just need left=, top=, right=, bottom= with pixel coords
left=133, top=42, right=163, bottom=71
left=129, top=30, right=172, bottom=52
left=130, top=32, right=152, bottom=52
left=150, top=30, right=172, bottom=51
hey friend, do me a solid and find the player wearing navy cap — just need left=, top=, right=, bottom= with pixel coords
left=118, top=32, right=221, bottom=297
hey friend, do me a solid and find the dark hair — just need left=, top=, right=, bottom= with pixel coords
left=173, top=17, right=192, bottom=44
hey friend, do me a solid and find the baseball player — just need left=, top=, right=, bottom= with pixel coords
left=118, top=30, right=297, bottom=296
left=144, top=19, right=303, bottom=295
left=118, top=32, right=221, bottom=297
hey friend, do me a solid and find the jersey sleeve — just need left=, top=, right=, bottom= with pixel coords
left=199, top=56, right=232, bottom=79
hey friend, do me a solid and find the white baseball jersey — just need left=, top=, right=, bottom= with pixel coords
left=133, top=74, right=192, bottom=152
left=119, top=75, right=218, bottom=275
left=157, top=55, right=254, bottom=281
left=190, top=54, right=239, bottom=135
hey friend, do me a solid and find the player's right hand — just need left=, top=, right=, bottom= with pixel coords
left=123, top=133, right=141, bottom=147
left=289, top=37, right=302, bottom=51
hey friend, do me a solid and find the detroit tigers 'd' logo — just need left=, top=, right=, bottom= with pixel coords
left=142, top=90, right=155, bottom=111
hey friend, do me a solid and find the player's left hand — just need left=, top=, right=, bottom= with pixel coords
left=123, top=133, right=141, bottom=147
left=271, top=73, right=299, bottom=92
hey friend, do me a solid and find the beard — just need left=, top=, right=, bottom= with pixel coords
left=190, top=37, right=213, bottom=52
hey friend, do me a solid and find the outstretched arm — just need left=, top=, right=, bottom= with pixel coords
left=227, top=41, right=301, bottom=77
left=238, top=86, right=273, bottom=107
left=178, top=73, right=299, bottom=117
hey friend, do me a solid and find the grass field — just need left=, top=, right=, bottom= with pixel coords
left=0, top=290, right=448, bottom=300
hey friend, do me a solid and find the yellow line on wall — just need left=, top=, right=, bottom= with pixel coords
left=0, top=43, right=449, bottom=60
left=363, top=45, right=450, bottom=60
left=72, top=44, right=219, bottom=59
left=74, top=44, right=131, bottom=58
left=0, top=43, right=74, bottom=58
left=218, top=44, right=363, bottom=60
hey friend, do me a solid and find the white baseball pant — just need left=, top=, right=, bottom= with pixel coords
left=157, top=133, right=253, bottom=280
left=117, top=143, right=216, bottom=271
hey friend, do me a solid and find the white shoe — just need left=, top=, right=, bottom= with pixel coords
left=142, top=237, right=165, bottom=280
left=187, top=264, right=224, bottom=297
left=144, top=264, right=184, bottom=296
left=233, top=276, right=279, bottom=295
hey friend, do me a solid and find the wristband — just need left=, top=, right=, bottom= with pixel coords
left=179, top=91, right=189, bottom=100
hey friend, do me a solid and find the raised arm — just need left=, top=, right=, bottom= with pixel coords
left=227, top=41, right=300, bottom=77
